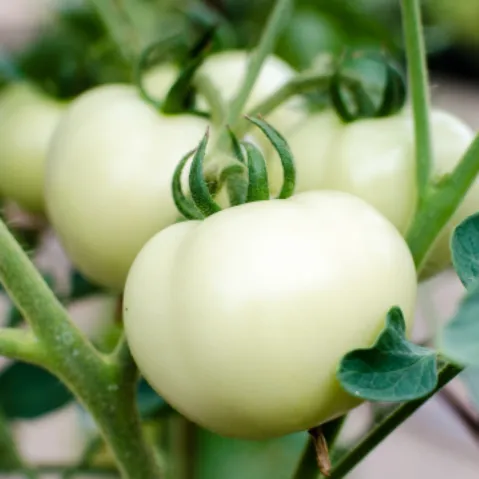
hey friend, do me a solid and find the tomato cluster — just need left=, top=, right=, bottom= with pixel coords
left=0, top=48, right=475, bottom=439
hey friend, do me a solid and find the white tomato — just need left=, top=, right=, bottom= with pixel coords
left=0, top=82, right=66, bottom=213
left=284, top=108, right=477, bottom=277
left=44, top=84, right=209, bottom=290
left=124, top=190, right=417, bottom=439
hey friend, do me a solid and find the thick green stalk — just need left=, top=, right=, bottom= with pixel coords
left=401, top=0, right=432, bottom=199
left=247, top=70, right=331, bottom=120
left=407, top=135, right=479, bottom=270
left=0, top=328, right=47, bottom=366
left=194, top=73, right=227, bottom=126
left=0, top=220, right=161, bottom=479
left=210, top=0, right=294, bottom=153
left=227, top=0, right=294, bottom=129
left=328, top=364, right=461, bottom=478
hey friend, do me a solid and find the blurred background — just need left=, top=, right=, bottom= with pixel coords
left=1, top=0, right=479, bottom=478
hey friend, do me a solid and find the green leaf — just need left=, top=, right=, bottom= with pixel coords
left=337, top=307, right=438, bottom=401
left=451, top=212, right=479, bottom=289
left=137, top=379, right=167, bottom=418
left=441, top=283, right=479, bottom=367
left=0, top=363, right=73, bottom=419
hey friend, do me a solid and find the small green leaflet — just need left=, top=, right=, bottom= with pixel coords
left=451, top=212, right=479, bottom=289
left=337, top=307, right=438, bottom=402
left=440, top=284, right=479, bottom=367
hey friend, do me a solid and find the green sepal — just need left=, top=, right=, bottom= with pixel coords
left=242, top=141, right=270, bottom=202
left=134, top=33, right=183, bottom=110
left=227, top=127, right=246, bottom=164
left=219, top=128, right=248, bottom=206
left=337, top=307, right=438, bottom=402
left=219, top=164, right=248, bottom=207
left=245, top=116, right=296, bottom=199
left=189, top=131, right=223, bottom=217
left=330, top=71, right=376, bottom=122
left=172, top=148, right=204, bottom=220
left=376, top=57, right=407, bottom=118
left=162, top=26, right=217, bottom=115
left=329, top=49, right=407, bottom=123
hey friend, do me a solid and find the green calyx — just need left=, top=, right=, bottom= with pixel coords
left=329, top=49, right=407, bottom=123
left=135, top=26, right=217, bottom=117
left=171, top=117, right=297, bottom=220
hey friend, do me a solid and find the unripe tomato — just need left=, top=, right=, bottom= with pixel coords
left=285, top=108, right=477, bottom=277
left=269, top=109, right=342, bottom=196
left=0, top=83, right=65, bottom=213
left=45, top=84, right=208, bottom=290
left=124, top=190, right=417, bottom=439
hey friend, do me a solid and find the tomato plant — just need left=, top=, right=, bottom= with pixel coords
left=1, top=1, right=479, bottom=479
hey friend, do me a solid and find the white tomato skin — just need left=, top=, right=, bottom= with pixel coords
left=124, top=190, right=417, bottom=439
left=273, top=109, right=343, bottom=196
left=327, top=113, right=416, bottom=234
left=142, top=63, right=180, bottom=102
left=0, top=83, right=65, bottom=213
left=45, top=84, right=209, bottom=290
left=286, top=108, right=477, bottom=277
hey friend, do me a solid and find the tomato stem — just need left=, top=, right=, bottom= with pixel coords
left=0, top=328, right=47, bottom=366
left=400, top=0, right=433, bottom=202
left=236, top=69, right=333, bottom=138
left=0, top=219, right=163, bottom=479
left=407, top=135, right=479, bottom=271
left=326, top=363, right=462, bottom=479
left=194, top=73, right=228, bottom=125
left=217, top=0, right=294, bottom=142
